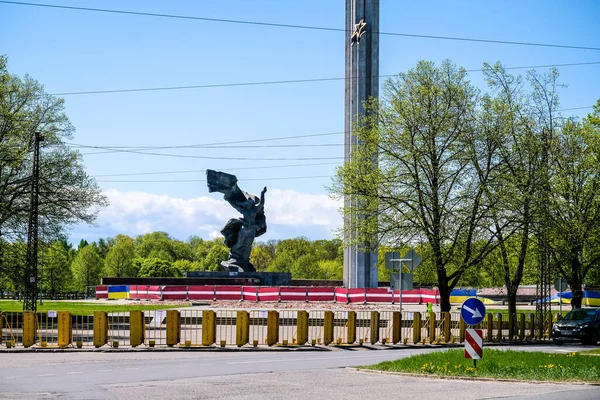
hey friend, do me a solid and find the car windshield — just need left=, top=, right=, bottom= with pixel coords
left=562, top=309, right=595, bottom=321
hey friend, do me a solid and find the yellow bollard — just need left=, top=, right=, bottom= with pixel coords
left=519, top=313, right=525, bottom=341
left=412, top=312, right=421, bottom=344
left=202, top=310, right=216, bottom=346
left=546, top=314, right=553, bottom=339
left=166, top=310, right=180, bottom=347
left=236, top=310, right=249, bottom=347
left=94, top=311, right=108, bottom=348
left=370, top=311, right=379, bottom=345
left=22, top=311, right=36, bottom=348
left=428, top=312, right=436, bottom=344
left=459, top=317, right=465, bottom=343
left=347, top=311, right=356, bottom=344
left=57, top=311, right=72, bottom=348
left=497, top=314, right=503, bottom=342
left=486, top=314, right=493, bottom=342
left=296, top=311, right=308, bottom=346
left=323, top=311, right=334, bottom=345
left=392, top=311, right=401, bottom=344
left=0, top=312, right=3, bottom=344
left=443, top=312, right=451, bottom=343
left=266, top=310, right=279, bottom=346
left=129, top=311, right=145, bottom=347
left=528, top=313, right=535, bottom=341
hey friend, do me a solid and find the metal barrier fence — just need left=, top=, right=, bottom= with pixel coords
left=0, top=310, right=555, bottom=349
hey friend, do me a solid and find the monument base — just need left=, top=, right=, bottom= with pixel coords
left=185, top=271, right=291, bottom=286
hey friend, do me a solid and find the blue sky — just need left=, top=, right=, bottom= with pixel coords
left=1, top=0, right=599, bottom=244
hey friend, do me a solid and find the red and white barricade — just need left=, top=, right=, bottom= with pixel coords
left=307, top=287, right=336, bottom=302
left=346, top=288, right=366, bottom=303
left=258, top=287, right=279, bottom=302
left=215, top=285, right=242, bottom=301
left=161, top=285, right=187, bottom=300
left=420, top=288, right=441, bottom=305
left=96, top=286, right=108, bottom=299
left=394, top=289, right=421, bottom=304
left=335, top=288, right=349, bottom=304
left=365, top=288, right=394, bottom=303
left=279, top=287, right=307, bottom=302
left=188, top=285, right=215, bottom=301
left=242, top=286, right=259, bottom=302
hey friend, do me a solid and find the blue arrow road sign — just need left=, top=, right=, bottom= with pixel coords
left=461, top=298, right=486, bottom=326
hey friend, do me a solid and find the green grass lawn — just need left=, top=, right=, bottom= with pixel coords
left=578, top=348, right=600, bottom=355
left=362, top=349, right=600, bottom=383
left=0, top=300, right=189, bottom=315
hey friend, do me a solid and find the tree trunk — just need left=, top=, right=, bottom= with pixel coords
left=507, top=287, right=518, bottom=316
left=438, top=276, right=451, bottom=312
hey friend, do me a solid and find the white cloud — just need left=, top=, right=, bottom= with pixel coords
left=70, top=188, right=342, bottom=243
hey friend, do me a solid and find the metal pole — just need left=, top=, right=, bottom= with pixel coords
left=399, top=262, right=402, bottom=313
left=39, top=234, right=44, bottom=305
left=559, top=277, right=562, bottom=316
left=23, top=131, right=43, bottom=312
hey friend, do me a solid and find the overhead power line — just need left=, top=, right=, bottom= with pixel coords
left=48, top=61, right=600, bottom=96
left=558, top=106, right=594, bottom=111
left=78, top=142, right=341, bottom=156
left=2, top=1, right=600, bottom=51
left=70, top=101, right=596, bottom=158
left=96, top=175, right=333, bottom=183
left=68, top=131, right=344, bottom=155
left=69, top=140, right=343, bottom=161
left=93, top=162, right=342, bottom=178
left=84, top=148, right=342, bottom=161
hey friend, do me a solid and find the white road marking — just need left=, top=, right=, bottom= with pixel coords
left=98, top=369, right=113, bottom=372
left=38, top=374, right=55, bottom=377
left=67, top=372, right=83, bottom=375
left=125, top=367, right=139, bottom=370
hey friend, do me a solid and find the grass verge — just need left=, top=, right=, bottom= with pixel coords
left=578, top=348, right=600, bottom=355
left=362, top=349, right=600, bottom=383
left=0, top=300, right=189, bottom=315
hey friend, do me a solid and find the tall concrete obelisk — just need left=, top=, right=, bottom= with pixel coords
left=343, top=0, right=379, bottom=288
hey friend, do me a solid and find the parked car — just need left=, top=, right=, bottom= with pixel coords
left=552, top=308, right=600, bottom=345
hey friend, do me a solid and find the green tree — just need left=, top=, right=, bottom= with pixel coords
left=548, top=105, right=600, bottom=308
left=104, top=234, right=136, bottom=277
left=41, top=241, right=72, bottom=296
left=203, top=242, right=229, bottom=271
left=135, top=232, right=193, bottom=262
left=333, top=60, right=502, bottom=312
left=172, top=259, right=204, bottom=274
left=317, top=259, right=343, bottom=280
left=472, top=64, right=558, bottom=315
left=250, top=244, right=275, bottom=272
left=291, top=254, right=325, bottom=279
left=135, top=258, right=181, bottom=277
left=267, top=253, right=295, bottom=273
left=71, top=244, right=103, bottom=292
left=0, top=55, right=107, bottom=262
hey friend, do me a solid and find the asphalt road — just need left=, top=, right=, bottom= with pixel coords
left=1, top=344, right=598, bottom=400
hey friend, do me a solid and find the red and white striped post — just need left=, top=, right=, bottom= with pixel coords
left=465, top=328, right=483, bottom=367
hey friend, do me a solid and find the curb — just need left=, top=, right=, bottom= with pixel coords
left=351, top=368, right=600, bottom=386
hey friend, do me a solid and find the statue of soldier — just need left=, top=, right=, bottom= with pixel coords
left=206, top=169, right=267, bottom=272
